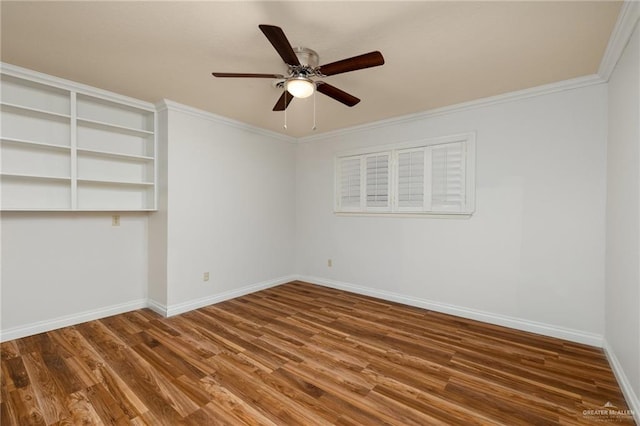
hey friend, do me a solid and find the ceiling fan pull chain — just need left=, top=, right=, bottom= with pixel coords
left=284, top=90, right=288, bottom=129
left=312, top=88, right=317, bottom=131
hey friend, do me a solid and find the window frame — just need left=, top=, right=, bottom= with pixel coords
left=334, top=132, right=476, bottom=216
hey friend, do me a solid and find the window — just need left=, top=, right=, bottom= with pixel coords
left=335, top=133, right=475, bottom=215
left=338, top=156, right=361, bottom=210
left=365, top=153, right=390, bottom=210
left=397, top=148, right=426, bottom=210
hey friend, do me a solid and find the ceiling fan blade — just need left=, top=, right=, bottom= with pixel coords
left=273, top=91, right=294, bottom=111
left=212, top=72, right=284, bottom=78
left=318, top=51, right=384, bottom=76
left=259, top=24, right=300, bottom=66
left=316, top=82, right=360, bottom=107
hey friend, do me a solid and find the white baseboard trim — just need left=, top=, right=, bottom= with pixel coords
left=164, top=275, right=297, bottom=317
left=1, top=275, right=603, bottom=350
left=603, top=340, right=640, bottom=424
left=0, top=299, right=147, bottom=342
left=296, top=275, right=604, bottom=347
left=146, top=298, right=168, bottom=317
left=0, top=275, right=297, bottom=341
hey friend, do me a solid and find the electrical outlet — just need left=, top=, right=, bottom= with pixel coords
left=203, top=272, right=210, bottom=281
left=112, top=215, right=120, bottom=226
left=328, top=259, right=332, bottom=267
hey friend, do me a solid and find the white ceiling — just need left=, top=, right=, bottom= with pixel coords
left=1, top=1, right=622, bottom=138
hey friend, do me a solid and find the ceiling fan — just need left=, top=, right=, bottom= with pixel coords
left=212, top=25, right=385, bottom=111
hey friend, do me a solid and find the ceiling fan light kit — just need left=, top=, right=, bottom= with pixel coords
left=286, top=76, right=315, bottom=98
left=211, top=24, right=385, bottom=126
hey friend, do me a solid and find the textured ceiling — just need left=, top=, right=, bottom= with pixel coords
left=1, top=1, right=622, bottom=137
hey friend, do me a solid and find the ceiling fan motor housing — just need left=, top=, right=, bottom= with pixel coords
left=289, top=47, right=321, bottom=79
left=293, top=47, right=319, bottom=68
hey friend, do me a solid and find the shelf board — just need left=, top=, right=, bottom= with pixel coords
left=1, top=137, right=71, bottom=151
left=0, top=172, right=71, bottom=182
left=77, top=117, right=154, bottom=137
left=1, top=207, right=72, bottom=212
left=75, top=208, right=156, bottom=212
left=1, top=208, right=156, bottom=212
left=76, top=147, right=153, bottom=161
left=77, top=178, right=154, bottom=187
left=0, top=102, right=70, bottom=120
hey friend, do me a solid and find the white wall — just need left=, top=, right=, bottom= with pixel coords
left=152, top=103, right=297, bottom=311
left=296, top=83, right=608, bottom=341
left=148, top=108, right=169, bottom=308
left=606, top=20, right=640, bottom=408
left=1, top=212, right=148, bottom=337
left=1, top=99, right=297, bottom=338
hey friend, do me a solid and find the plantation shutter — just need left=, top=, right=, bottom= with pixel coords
left=365, top=153, right=390, bottom=209
left=431, top=142, right=465, bottom=212
left=339, top=156, right=361, bottom=209
left=397, top=148, right=426, bottom=210
left=335, top=134, right=474, bottom=214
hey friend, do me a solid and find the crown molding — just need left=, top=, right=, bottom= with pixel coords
left=0, top=62, right=155, bottom=111
left=156, top=99, right=297, bottom=144
left=298, top=73, right=605, bottom=144
left=299, top=1, right=638, bottom=144
left=598, top=1, right=640, bottom=81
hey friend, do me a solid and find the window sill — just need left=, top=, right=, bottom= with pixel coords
left=334, top=211, right=473, bottom=219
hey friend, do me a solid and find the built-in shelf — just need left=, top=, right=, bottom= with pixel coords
left=1, top=172, right=71, bottom=182
left=1, top=102, right=71, bottom=120
left=77, top=117, right=154, bottom=137
left=1, top=137, right=71, bottom=151
left=2, top=208, right=75, bottom=212
left=1, top=67, right=157, bottom=211
left=77, top=178, right=154, bottom=186
left=76, top=147, right=153, bottom=161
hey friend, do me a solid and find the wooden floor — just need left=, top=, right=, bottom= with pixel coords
left=1, top=281, right=634, bottom=425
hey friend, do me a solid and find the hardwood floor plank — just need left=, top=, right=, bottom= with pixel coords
left=182, top=401, right=239, bottom=426
left=41, top=352, right=84, bottom=395
left=442, top=380, right=558, bottom=425
left=198, top=376, right=280, bottom=426
left=1, top=341, right=20, bottom=360
left=130, top=340, right=205, bottom=383
left=4, top=356, right=30, bottom=390
left=251, top=367, right=340, bottom=423
left=366, top=387, right=462, bottom=426
left=7, top=386, right=46, bottom=426
left=1, top=281, right=634, bottom=425
left=65, top=389, right=105, bottom=425
left=148, top=319, right=220, bottom=360
left=362, top=368, right=498, bottom=425
left=93, top=366, right=148, bottom=421
left=21, top=352, right=71, bottom=424
left=80, top=324, right=198, bottom=420
left=85, top=384, right=130, bottom=425
left=207, top=353, right=330, bottom=425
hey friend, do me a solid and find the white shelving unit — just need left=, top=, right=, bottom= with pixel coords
left=0, top=66, right=157, bottom=211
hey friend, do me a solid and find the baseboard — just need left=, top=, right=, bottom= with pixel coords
left=297, top=275, right=604, bottom=347
left=0, top=276, right=297, bottom=342
left=164, top=275, right=297, bottom=317
left=146, top=298, right=168, bottom=317
left=0, top=299, right=147, bottom=342
left=603, top=340, right=640, bottom=424
left=1, top=275, right=604, bottom=349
